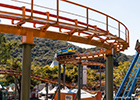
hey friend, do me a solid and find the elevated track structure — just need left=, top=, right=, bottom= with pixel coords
left=0, top=0, right=129, bottom=52
left=57, top=49, right=106, bottom=63
left=56, top=49, right=106, bottom=100
left=0, top=69, right=105, bottom=100
left=0, top=69, right=104, bottom=90
left=0, top=0, right=129, bottom=100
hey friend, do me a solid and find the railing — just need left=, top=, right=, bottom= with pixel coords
left=9, top=0, right=129, bottom=43
left=0, top=0, right=129, bottom=52
left=61, top=0, right=129, bottom=43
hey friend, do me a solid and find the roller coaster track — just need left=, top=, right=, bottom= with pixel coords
left=57, top=49, right=106, bottom=64
left=0, top=0, right=129, bottom=54
left=0, top=69, right=104, bottom=90
left=66, top=61, right=105, bottom=67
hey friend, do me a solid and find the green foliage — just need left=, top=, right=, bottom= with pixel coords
left=113, top=53, right=129, bottom=66
left=113, top=61, right=131, bottom=87
left=30, top=64, right=98, bottom=86
left=1, top=33, right=100, bottom=89
left=87, top=68, right=97, bottom=86
left=101, top=73, right=105, bottom=79
left=1, top=34, right=135, bottom=67
left=51, top=65, right=59, bottom=79
left=6, top=57, right=22, bottom=70
left=1, top=33, right=137, bottom=90
left=31, top=64, right=44, bottom=76
left=0, top=33, right=9, bottom=64
left=3, top=34, right=106, bottom=66
left=0, top=33, right=19, bottom=64
left=65, top=64, right=78, bottom=83
left=1, top=57, right=22, bottom=85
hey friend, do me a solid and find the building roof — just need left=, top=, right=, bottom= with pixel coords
left=61, top=89, right=97, bottom=99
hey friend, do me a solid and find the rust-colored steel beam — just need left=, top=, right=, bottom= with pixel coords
left=56, top=49, right=106, bottom=62
left=31, top=0, right=33, bottom=18
left=0, top=69, right=104, bottom=90
left=16, top=17, right=32, bottom=27
left=0, top=1, right=129, bottom=54
left=65, top=61, right=105, bottom=67
left=40, top=22, right=57, bottom=31
left=0, top=24, right=111, bottom=49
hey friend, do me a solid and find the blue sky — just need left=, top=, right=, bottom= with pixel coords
left=1, top=0, right=140, bottom=55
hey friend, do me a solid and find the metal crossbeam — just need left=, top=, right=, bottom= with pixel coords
left=16, top=17, right=32, bottom=27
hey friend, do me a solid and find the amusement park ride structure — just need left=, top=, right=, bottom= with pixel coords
left=0, top=0, right=129, bottom=100
left=56, top=48, right=106, bottom=64
left=0, top=69, right=104, bottom=90
left=0, top=49, right=106, bottom=100
left=0, top=0, right=129, bottom=52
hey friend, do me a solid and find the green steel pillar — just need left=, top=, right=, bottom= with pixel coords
left=78, top=61, right=82, bottom=100
left=45, top=83, right=48, bottom=100
left=58, top=63, right=61, bottom=100
left=14, top=76, right=18, bottom=100
left=80, top=65, right=83, bottom=87
left=100, top=66, right=102, bottom=91
left=63, top=64, right=65, bottom=88
left=105, top=54, right=113, bottom=100
left=20, top=43, right=35, bottom=100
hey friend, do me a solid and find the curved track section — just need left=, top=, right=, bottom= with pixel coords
left=0, top=0, right=129, bottom=53
left=57, top=49, right=106, bottom=64
left=66, top=61, right=105, bottom=67
left=0, top=69, right=104, bottom=89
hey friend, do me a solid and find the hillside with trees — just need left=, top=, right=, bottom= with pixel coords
left=0, top=33, right=100, bottom=90
left=0, top=33, right=136, bottom=95
left=3, top=34, right=133, bottom=67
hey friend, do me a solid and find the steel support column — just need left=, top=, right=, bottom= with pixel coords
left=105, top=54, right=113, bottom=100
left=37, top=83, right=39, bottom=100
left=80, top=65, right=83, bottom=87
left=14, top=76, right=18, bottom=100
left=100, top=66, right=102, bottom=91
left=78, top=61, right=82, bottom=100
left=46, top=83, right=48, bottom=100
left=58, top=63, right=61, bottom=100
left=52, top=87, right=59, bottom=100
left=63, top=64, right=65, bottom=88
left=20, top=43, right=35, bottom=100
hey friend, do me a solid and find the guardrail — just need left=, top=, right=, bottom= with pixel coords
left=0, top=0, right=129, bottom=53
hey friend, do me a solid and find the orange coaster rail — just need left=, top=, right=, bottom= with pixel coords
left=56, top=49, right=106, bottom=67
left=65, top=61, right=105, bottom=67
left=0, top=69, right=69, bottom=88
left=0, top=0, right=129, bottom=53
left=0, top=69, right=104, bottom=90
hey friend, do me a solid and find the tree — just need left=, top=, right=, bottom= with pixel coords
left=0, top=33, right=8, bottom=64
left=0, top=33, right=21, bottom=86
left=42, top=65, right=53, bottom=78
left=0, top=33, right=21, bottom=87
left=0, top=33, right=21, bottom=99
left=65, top=64, right=78, bottom=83
left=0, top=33, right=19, bottom=65
left=87, top=68, right=97, bottom=86
left=2, top=57, right=22, bottom=99
left=113, top=61, right=131, bottom=87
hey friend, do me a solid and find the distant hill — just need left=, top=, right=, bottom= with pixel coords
left=113, top=53, right=129, bottom=66
left=127, top=55, right=135, bottom=62
left=4, top=34, right=134, bottom=66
